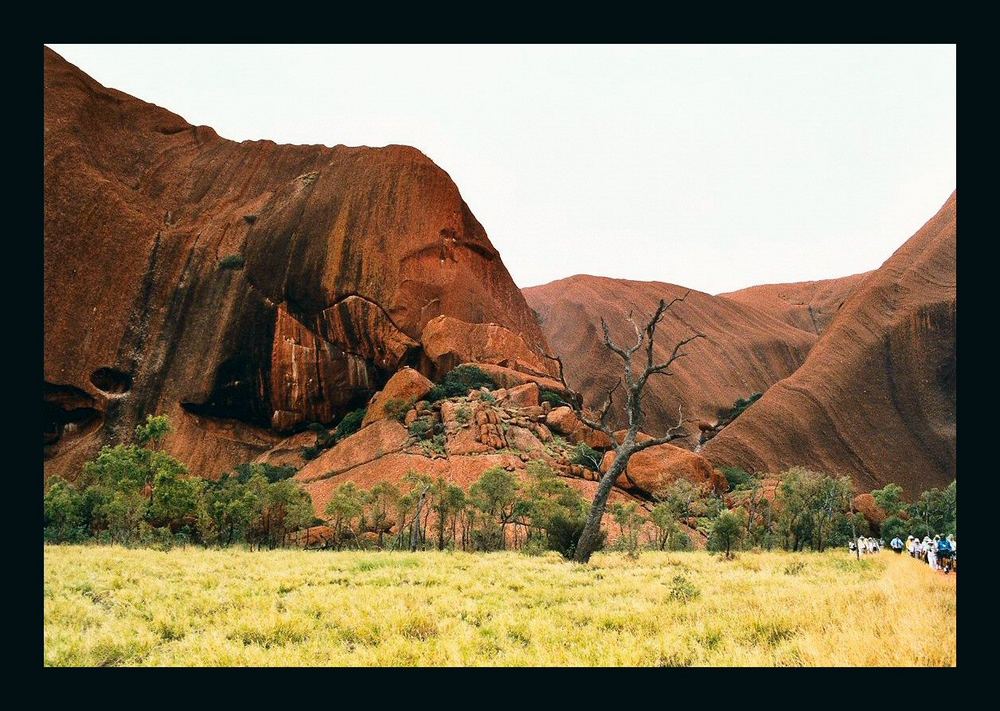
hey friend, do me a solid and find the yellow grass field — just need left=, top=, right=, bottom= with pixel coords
left=43, top=545, right=956, bottom=667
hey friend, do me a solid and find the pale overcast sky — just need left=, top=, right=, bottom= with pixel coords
left=48, top=44, right=956, bottom=294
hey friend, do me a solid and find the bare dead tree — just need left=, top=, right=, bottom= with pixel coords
left=573, top=293, right=704, bottom=563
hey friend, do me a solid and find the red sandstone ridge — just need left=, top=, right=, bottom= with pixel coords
left=523, top=276, right=817, bottom=439
left=43, top=48, right=552, bottom=480
left=719, top=273, right=870, bottom=336
left=704, top=193, right=956, bottom=496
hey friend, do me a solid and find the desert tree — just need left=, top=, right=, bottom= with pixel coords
left=573, top=294, right=704, bottom=563
left=324, top=482, right=366, bottom=549
left=710, top=509, right=745, bottom=558
left=367, top=482, right=400, bottom=548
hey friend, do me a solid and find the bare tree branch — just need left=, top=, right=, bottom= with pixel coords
left=600, top=317, right=630, bottom=360
left=624, top=311, right=644, bottom=357
left=642, top=333, right=706, bottom=386
left=631, top=406, right=692, bottom=452
left=578, top=379, right=621, bottom=442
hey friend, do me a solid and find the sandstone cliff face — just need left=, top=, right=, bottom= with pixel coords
left=523, top=277, right=817, bottom=438
left=704, top=194, right=956, bottom=496
left=720, top=273, right=870, bottom=335
left=44, top=48, right=550, bottom=480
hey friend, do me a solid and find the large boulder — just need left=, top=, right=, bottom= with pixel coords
left=504, top=382, right=540, bottom=408
left=600, top=442, right=716, bottom=497
left=420, top=316, right=560, bottom=381
left=253, top=431, right=315, bottom=468
left=466, top=363, right=578, bottom=405
left=853, top=493, right=887, bottom=530
left=361, top=367, right=434, bottom=427
left=295, top=419, right=409, bottom=483
left=546, top=407, right=614, bottom=449
left=545, top=406, right=579, bottom=436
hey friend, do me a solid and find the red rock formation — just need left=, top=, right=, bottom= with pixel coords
left=420, top=315, right=560, bottom=380
left=523, top=276, right=817, bottom=436
left=852, top=493, right=887, bottom=530
left=704, top=194, right=956, bottom=496
left=295, top=419, right=410, bottom=483
left=599, top=443, right=717, bottom=498
left=502, top=383, right=540, bottom=408
left=469, top=363, right=576, bottom=402
left=720, top=273, right=869, bottom=335
left=361, top=367, right=433, bottom=427
left=43, top=48, right=549, bottom=480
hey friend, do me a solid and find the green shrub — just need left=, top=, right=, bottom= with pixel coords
left=480, top=391, right=496, bottom=403
left=670, top=532, right=693, bottom=551
left=669, top=575, right=701, bottom=602
left=722, top=466, right=753, bottom=491
left=408, top=418, right=433, bottom=439
left=545, top=513, right=604, bottom=560
left=427, top=365, right=498, bottom=402
left=455, top=405, right=471, bottom=425
left=420, top=433, right=446, bottom=457
left=880, top=515, right=908, bottom=542
left=218, top=253, right=246, bottom=270
left=302, top=445, right=321, bottom=460
left=725, top=392, right=762, bottom=421
left=333, top=408, right=366, bottom=441
left=570, top=443, right=602, bottom=472
left=383, top=398, right=414, bottom=423
left=522, top=536, right=548, bottom=556
left=232, top=462, right=297, bottom=484
left=540, top=389, right=569, bottom=408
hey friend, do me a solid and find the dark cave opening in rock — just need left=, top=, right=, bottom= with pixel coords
left=90, top=367, right=133, bottom=394
left=181, top=354, right=270, bottom=428
left=44, top=383, right=102, bottom=450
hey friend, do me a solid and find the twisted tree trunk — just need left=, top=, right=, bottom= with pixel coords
left=573, top=294, right=703, bottom=563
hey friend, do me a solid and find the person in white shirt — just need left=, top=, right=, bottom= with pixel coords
left=928, top=535, right=939, bottom=570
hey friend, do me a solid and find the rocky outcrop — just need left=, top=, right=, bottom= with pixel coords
left=545, top=406, right=613, bottom=450
left=523, top=276, right=817, bottom=438
left=600, top=442, right=718, bottom=498
left=852, top=494, right=887, bottom=531
left=296, top=419, right=410, bottom=483
left=420, top=315, right=561, bottom=380
left=288, top=525, right=336, bottom=549
left=704, top=194, right=956, bottom=496
left=720, top=273, right=869, bottom=336
left=361, top=367, right=433, bottom=427
left=469, top=363, right=577, bottom=404
left=43, top=48, right=550, bottom=480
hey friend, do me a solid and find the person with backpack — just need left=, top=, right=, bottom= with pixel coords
left=936, top=535, right=954, bottom=573
left=890, top=536, right=904, bottom=554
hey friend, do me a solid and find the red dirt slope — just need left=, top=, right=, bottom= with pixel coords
left=720, top=273, right=870, bottom=335
left=523, top=277, right=817, bottom=438
left=704, top=193, right=956, bottom=495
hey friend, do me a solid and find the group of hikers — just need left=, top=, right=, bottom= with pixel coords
left=852, top=533, right=957, bottom=574
left=849, top=536, right=883, bottom=555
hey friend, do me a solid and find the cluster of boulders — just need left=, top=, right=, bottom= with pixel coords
left=310, top=365, right=722, bottom=499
